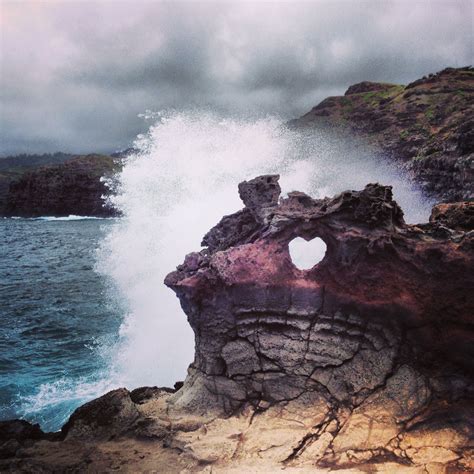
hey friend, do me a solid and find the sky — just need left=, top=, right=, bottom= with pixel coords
left=0, top=0, right=472, bottom=155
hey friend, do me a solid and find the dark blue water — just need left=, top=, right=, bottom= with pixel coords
left=0, top=218, right=123, bottom=432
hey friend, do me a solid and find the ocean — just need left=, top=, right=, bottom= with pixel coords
left=0, top=217, right=122, bottom=432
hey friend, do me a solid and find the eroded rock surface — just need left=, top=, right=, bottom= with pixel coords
left=164, top=175, right=474, bottom=471
left=1, top=176, right=473, bottom=472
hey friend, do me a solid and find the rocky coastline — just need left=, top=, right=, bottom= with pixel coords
left=290, top=67, right=474, bottom=203
left=0, top=154, right=121, bottom=218
left=1, top=67, right=472, bottom=218
left=2, top=175, right=472, bottom=472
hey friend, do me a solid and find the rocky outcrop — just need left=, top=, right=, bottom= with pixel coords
left=161, top=174, right=473, bottom=471
left=430, top=201, right=474, bottom=231
left=1, top=176, right=473, bottom=472
left=1, top=154, right=120, bottom=217
left=290, top=67, right=474, bottom=202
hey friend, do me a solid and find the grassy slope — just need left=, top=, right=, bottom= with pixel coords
left=290, top=67, right=474, bottom=201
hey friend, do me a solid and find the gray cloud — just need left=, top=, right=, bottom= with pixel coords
left=1, top=0, right=472, bottom=155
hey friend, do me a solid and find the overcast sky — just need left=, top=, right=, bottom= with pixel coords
left=0, top=0, right=472, bottom=155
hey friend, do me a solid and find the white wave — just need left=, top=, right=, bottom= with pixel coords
left=2, top=215, right=116, bottom=221
left=94, top=111, right=434, bottom=391
left=34, top=215, right=115, bottom=221
left=17, top=375, right=121, bottom=432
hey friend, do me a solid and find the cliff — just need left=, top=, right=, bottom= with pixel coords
left=2, top=176, right=472, bottom=472
left=1, top=154, right=120, bottom=217
left=0, top=153, right=74, bottom=212
left=289, top=67, right=474, bottom=202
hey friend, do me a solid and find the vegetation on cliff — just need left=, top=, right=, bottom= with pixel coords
left=290, top=67, right=474, bottom=202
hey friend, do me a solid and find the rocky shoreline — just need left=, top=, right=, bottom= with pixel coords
left=2, top=175, right=472, bottom=472
left=0, top=154, right=121, bottom=218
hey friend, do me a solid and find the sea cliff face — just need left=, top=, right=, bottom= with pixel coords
left=2, top=176, right=472, bottom=472
left=2, top=155, right=120, bottom=217
left=290, top=67, right=474, bottom=202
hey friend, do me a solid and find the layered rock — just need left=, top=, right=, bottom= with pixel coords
left=289, top=67, right=474, bottom=202
left=1, top=176, right=473, bottom=472
left=164, top=175, right=474, bottom=470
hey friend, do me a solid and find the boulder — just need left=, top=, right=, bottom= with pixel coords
left=61, top=388, right=140, bottom=441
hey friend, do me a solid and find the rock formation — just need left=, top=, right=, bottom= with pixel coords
left=1, top=154, right=120, bottom=217
left=0, top=152, right=75, bottom=211
left=289, top=67, right=474, bottom=202
left=1, top=176, right=473, bottom=472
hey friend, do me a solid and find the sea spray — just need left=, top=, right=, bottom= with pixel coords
left=97, top=111, right=434, bottom=389
left=97, top=113, right=316, bottom=388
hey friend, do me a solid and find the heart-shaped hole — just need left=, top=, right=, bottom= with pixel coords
left=289, top=236, right=327, bottom=270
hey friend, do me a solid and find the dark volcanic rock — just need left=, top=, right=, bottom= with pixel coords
left=0, top=152, right=75, bottom=211
left=429, top=201, right=474, bottom=230
left=291, top=67, right=474, bottom=202
left=238, top=174, right=281, bottom=222
left=0, top=420, right=49, bottom=458
left=166, top=175, right=473, bottom=412
left=61, top=388, right=140, bottom=441
left=0, top=420, right=45, bottom=444
left=129, top=386, right=175, bottom=404
left=2, top=154, right=120, bottom=217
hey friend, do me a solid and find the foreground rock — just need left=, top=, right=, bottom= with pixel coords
left=1, top=176, right=473, bottom=472
left=290, top=67, right=474, bottom=202
left=2, top=154, right=120, bottom=217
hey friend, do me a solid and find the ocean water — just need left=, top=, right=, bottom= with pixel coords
left=0, top=218, right=122, bottom=431
left=0, top=114, right=435, bottom=432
